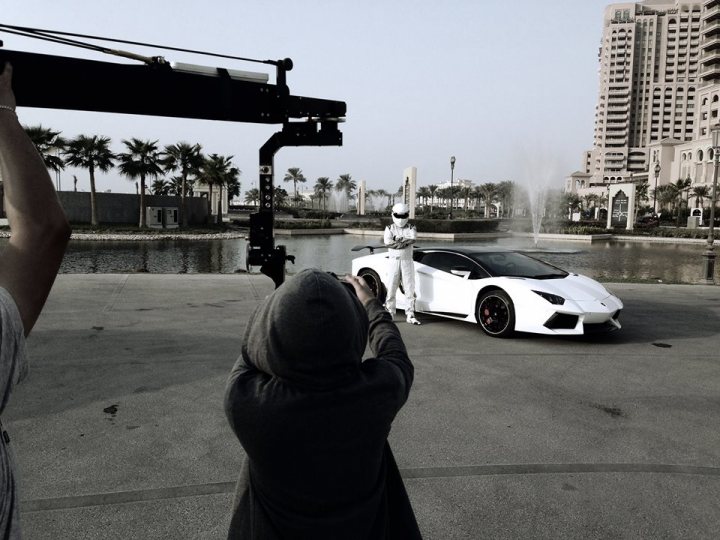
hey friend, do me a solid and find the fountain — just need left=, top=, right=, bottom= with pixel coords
left=365, top=194, right=387, bottom=213
left=517, top=150, right=562, bottom=247
left=528, top=188, right=548, bottom=248
left=327, top=190, right=350, bottom=213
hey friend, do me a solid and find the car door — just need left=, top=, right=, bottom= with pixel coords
left=414, top=251, right=476, bottom=316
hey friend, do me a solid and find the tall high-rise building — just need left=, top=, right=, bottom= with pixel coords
left=568, top=0, right=720, bottom=206
left=593, top=0, right=703, bottom=178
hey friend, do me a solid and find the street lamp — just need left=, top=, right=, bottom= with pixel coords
left=702, top=124, right=720, bottom=284
left=449, top=155, right=456, bottom=219
left=653, top=161, right=661, bottom=215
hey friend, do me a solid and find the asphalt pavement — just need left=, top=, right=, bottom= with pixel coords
left=5, top=274, right=720, bottom=539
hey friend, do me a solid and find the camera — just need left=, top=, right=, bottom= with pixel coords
left=327, top=272, right=356, bottom=296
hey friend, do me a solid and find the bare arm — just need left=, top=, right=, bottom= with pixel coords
left=0, top=62, right=71, bottom=335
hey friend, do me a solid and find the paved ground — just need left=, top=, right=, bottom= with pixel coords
left=4, top=274, right=720, bottom=539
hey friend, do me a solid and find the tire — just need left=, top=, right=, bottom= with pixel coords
left=358, top=268, right=387, bottom=304
left=476, top=289, right=515, bottom=338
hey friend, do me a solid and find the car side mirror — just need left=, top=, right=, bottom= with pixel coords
left=450, top=266, right=471, bottom=279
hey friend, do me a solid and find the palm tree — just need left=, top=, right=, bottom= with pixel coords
left=196, top=156, right=220, bottom=222
left=436, top=187, right=450, bottom=210
left=582, top=193, right=597, bottom=212
left=227, top=176, right=242, bottom=203
left=292, top=193, right=305, bottom=208
left=599, top=190, right=608, bottom=213
left=274, top=186, right=289, bottom=209
left=428, top=184, right=438, bottom=213
left=117, top=138, right=164, bottom=228
left=151, top=178, right=172, bottom=195
left=460, top=184, right=472, bottom=212
left=63, top=134, right=115, bottom=226
left=393, top=184, right=404, bottom=206
left=496, top=181, right=517, bottom=218
left=671, top=178, right=691, bottom=226
left=634, top=180, right=649, bottom=214
left=245, top=188, right=260, bottom=207
left=198, top=154, right=240, bottom=224
left=583, top=193, right=600, bottom=218
left=335, top=174, right=357, bottom=198
left=656, top=184, right=678, bottom=217
left=166, top=175, right=184, bottom=196
left=416, top=186, right=431, bottom=212
left=314, top=177, right=334, bottom=212
left=563, top=192, right=582, bottom=218
left=162, top=142, right=204, bottom=227
left=283, top=167, right=306, bottom=206
left=692, top=185, right=710, bottom=209
left=478, top=182, right=498, bottom=218
left=25, top=125, right=66, bottom=174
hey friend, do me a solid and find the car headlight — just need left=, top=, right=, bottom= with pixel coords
left=533, top=290, right=565, bottom=305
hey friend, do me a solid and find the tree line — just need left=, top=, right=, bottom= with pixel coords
left=27, top=122, right=562, bottom=225
left=25, top=125, right=241, bottom=228
left=243, top=168, right=356, bottom=212
left=258, top=171, right=520, bottom=219
left=566, top=177, right=718, bottom=224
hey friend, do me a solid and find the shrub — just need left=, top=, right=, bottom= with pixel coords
left=232, top=217, right=333, bottom=229
left=559, top=225, right=609, bottom=235
left=378, top=218, right=500, bottom=233
left=274, top=219, right=333, bottom=229
left=296, top=209, right=342, bottom=220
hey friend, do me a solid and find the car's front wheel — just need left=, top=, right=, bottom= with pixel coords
left=357, top=268, right=387, bottom=304
left=476, top=290, right=515, bottom=338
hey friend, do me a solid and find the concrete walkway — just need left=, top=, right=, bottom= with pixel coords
left=5, top=274, right=720, bottom=539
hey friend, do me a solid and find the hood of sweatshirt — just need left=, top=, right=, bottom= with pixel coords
left=241, top=268, right=369, bottom=389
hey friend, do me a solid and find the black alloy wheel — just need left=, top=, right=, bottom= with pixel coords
left=358, top=268, right=387, bottom=304
left=476, top=290, right=515, bottom=338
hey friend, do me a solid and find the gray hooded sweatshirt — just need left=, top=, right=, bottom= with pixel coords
left=224, top=269, right=420, bottom=539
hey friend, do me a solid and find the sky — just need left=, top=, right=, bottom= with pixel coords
left=2, top=0, right=612, bottom=197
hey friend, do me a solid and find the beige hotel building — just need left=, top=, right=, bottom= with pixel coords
left=566, top=0, right=720, bottom=209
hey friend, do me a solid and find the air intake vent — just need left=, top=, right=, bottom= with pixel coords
left=544, top=313, right=579, bottom=330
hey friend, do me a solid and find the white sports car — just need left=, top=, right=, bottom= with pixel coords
left=351, top=246, right=623, bottom=338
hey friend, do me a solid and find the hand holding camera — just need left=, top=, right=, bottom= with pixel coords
left=340, top=274, right=375, bottom=306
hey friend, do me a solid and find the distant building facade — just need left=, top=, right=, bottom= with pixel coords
left=567, top=0, right=720, bottom=209
left=56, top=191, right=209, bottom=225
left=193, top=183, right=229, bottom=218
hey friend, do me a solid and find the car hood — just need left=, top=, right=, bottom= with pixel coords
left=523, top=274, right=614, bottom=302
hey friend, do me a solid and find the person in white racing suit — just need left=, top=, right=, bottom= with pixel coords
left=383, top=203, right=420, bottom=325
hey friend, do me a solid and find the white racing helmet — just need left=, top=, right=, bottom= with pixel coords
left=392, top=203, right=409, bottom=227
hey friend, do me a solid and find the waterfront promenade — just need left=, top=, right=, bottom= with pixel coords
left=5, top=274, right=720, bottom=539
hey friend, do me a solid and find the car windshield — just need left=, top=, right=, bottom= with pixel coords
left=468, top=251, right=568, bottom=279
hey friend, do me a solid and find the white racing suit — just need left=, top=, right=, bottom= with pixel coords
left=383, top=223, right=417, bottom=317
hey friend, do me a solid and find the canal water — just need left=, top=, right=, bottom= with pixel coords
left=35, top=235, right=715, bottom=284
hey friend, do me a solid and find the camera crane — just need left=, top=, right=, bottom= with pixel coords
left=0, top=24, right=346, bottom=287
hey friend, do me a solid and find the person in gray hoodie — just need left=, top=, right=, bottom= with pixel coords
left=224, top=269, right=421, bottom=539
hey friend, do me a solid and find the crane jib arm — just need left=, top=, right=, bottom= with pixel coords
left=0, top=49, right=346, bottom=123
left=0, top=48, right=347, bottom=288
